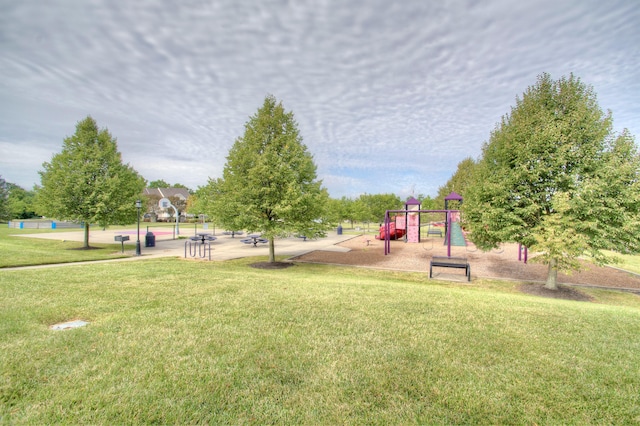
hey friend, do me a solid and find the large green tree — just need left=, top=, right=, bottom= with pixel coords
left=37, top=116, right=146, bottom=248
left=436, top=157, right=477, bottom=209
left=7, top=183, right=37, bottom=219
left=355, top=193, right=402, bottom=225
left=464, top=73, right=640, bottom=289
left=147, top=179, right=171, bottom=189
left=0, top=176, right=9, bottom=222
left=208, top=95, right=331, bottom=262
left=148, top=180, right=190, bottom=191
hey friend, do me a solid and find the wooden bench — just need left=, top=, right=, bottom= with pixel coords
left=429, top=256, right=470, bottom=281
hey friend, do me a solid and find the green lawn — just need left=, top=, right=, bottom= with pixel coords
left=0, top=227, right=130, bottom=268
left=606, top=251, right=640, bottom=275
left=2, top=257, right=639, bottom=424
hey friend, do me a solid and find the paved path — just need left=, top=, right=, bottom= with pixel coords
left=8, top=228, right=355, bottom=269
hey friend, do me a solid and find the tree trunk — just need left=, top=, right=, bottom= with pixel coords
left=269, top=237, right=276, bottom=263
left=545, top=257, right=558, bottom=290
left=83, top=222, right=90, bottom=248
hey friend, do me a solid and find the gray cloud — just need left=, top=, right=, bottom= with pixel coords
left=1, top=0, right=638, bottom=198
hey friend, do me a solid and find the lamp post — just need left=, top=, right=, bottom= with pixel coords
left=135, top=199, right=142, bottom=256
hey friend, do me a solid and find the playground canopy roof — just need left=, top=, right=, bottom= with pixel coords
left=444, top=191, right=463, bottom=201
left=405, top=197, right=421, bottom=206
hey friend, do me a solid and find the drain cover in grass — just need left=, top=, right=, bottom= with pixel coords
left=50, top=320, right=89, bottom=330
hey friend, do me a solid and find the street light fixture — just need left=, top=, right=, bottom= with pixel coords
left=135, top=199, right=142, bottom=256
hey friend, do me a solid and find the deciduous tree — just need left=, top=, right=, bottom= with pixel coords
left=355, top=193, right=402, bottom=225
left=37, top=116, right=146, bottom=248
left=0, top=176, right=9, bottom=222
left=148, top=179, right=171, bottom=189
left=7, top=183, right=37, bottom=219
left=436, top=157, right=477, bottom=209
left=464, top=73, right=640, bottom=289
left=208, top=95, right=331, bottom=262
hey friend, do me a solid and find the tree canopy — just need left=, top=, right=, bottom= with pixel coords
left=464, top=73, right=640, bottom=289
left=37, top=116, right=146, bottom=247
left=0, top=176, right=9, bottom=222
left=148, top=179, right=171, bottom=189
left=6, top=183, right=37, bottom=219
left=148, top=180, right=190, bottom=191
left=436, top=157, right=477, bottom=209
left=354, top=193, right=403, bottom=224
left=207, top=95, right=331, bottom=262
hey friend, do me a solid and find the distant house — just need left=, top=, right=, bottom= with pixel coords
left=143, top=187, right=191, bottom=222
left=143, top=187, right=190, bottom=201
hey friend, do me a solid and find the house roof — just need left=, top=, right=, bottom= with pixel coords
left=144, top=187, right=190, bottom=200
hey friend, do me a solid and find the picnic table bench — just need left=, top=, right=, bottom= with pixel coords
left=429, top=256, right=470, bottom=281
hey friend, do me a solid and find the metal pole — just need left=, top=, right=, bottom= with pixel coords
left=447, top=211, right=451, bottom=258
left=174, top=206, right=180, bottom=236
left=135, top=200, right=141, bottom=256
left=384, top=211, right=390, bottom=255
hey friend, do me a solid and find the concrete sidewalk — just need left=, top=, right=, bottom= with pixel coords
left=13, top=228, right=356, bottom=263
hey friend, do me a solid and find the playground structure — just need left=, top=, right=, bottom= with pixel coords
left=382, top=193, right=471, bottom=279
left=381, top=192, right=529, bottom=278
left=376, top=197, right=422, bottom=242
left=382, top=209, right=462, bottom=256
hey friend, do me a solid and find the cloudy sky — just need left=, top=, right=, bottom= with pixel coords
left=1, top=0, right=638, bottom=198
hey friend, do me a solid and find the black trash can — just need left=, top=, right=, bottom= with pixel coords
left=145, top=231, right=156, bottom=247
left=337, top=225, right=343, bottom=235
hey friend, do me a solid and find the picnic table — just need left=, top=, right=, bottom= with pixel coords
left=241, top=234, right=268, bottom=247
left=185, top=233, right=216, bottom=260
left=195, top=232, right=217, bottom=244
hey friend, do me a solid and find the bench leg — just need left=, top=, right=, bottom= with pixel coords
left=429, top=264, right=433, bottom=278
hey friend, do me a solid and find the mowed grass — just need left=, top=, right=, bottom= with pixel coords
left=606, top=251, right=640, bottom=275
left=0, top=227, right=129, bottom=268
left=1, top=257, right=639, bottom=424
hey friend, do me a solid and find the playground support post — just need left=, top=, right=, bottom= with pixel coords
left=447, top=211, right=451, bottom=258
left=518, top=243, right=528, bottom=263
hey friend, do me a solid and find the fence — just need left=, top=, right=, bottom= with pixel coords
left=143, top=223, right=217, bottom=241
left=7, top=220, right=84, bottom=229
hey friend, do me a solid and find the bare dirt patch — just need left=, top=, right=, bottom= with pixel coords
left=518, top=283, right=593, bottom=302
left=250, top=261, right=295, bottom=270
left=292, top=236, right=640, bottom=299
left=68, top=246, right=103, bottom=251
